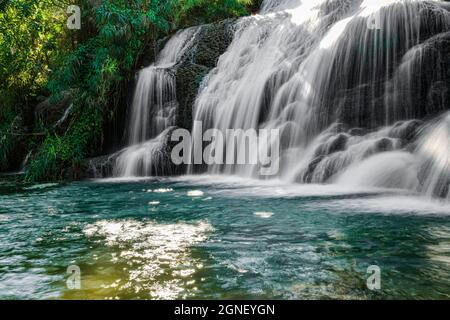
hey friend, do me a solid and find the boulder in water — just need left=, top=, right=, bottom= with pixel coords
left=348, top=127, right=367, bottom=136
left=389, top=120, right=423, bottom=144
left=302, top=156, right=325, bottom=183
left=314, top=133, right=349, bottom=157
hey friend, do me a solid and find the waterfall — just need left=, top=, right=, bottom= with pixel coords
left=127, top=68, right=176, bottom=145
left=261, top=0, right=302, bottom=12
left=416, top=112, right=450, bottom=200
left=111, top=0, right=450, bottom=201
left=188, top=0, right=450, bottom=200
left=113, top=28, right=199, bottom=177
left=126, top=27, right=199, bottom=145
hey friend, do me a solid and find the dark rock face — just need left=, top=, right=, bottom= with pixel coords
left=35, top=91, right=72, bottom=130
left=0, top=115, right=28, bottom=172
left=302, top=156, right=324, bottom=183
left=389, top=32, right=450, bottom=124
left=326, top=133, right=348, bottom=154
left=174, top=19, right=236, bottom=131
left=348, top=127, right=367, bottom=136
left=82, top=154, right=115, bottom=179
left=314, top=133, right=348, bottom=158
left=388, top=120, right=423, bottom=143
left=99, top=76, right=137, bottom=155
left=316, top=4, right=450, bottom=131
left=174, top=63, right=209, bottom=131
left=150, top=126, right=187, bottom=176
left=249, top=0, right=264, bottom=13
left=374, top=137, right=394, bottom=152
left=361, top=137, right=394, bottom=159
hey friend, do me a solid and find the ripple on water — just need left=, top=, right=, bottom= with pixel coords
left=427, top=226, right=450, bottom=265
left=253, top=212, right=274, bottom=219
left=187, top=190, right=204, bottom=197
left=23, top=183, right=59, bottom=190
left=149, top=188, right=173, bottom=193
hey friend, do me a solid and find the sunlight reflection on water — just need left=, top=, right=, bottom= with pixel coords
left=83, top=219, right=213, bottom=299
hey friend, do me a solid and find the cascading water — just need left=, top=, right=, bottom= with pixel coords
left=188, top=0, right=450, bottom=201
left=113, top=27, right=199, bottom=177
left=111, top=0, right=450, bottom=202
left=416, top=112, right=450, bottom=200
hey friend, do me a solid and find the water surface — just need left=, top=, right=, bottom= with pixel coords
left=1, top=176, right=449, bottom=299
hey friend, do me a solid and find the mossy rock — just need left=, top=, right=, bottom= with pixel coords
left=172, top=19, right=236, bottom=131
left=174, top=63, right=209, bottom=131
left=192, top=19, right=235, bottom=68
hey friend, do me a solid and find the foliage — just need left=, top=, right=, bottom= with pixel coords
left=0, top=0, right=254, bottom=181
left=0, top=0, right=69, bottom=172
left=26, top=92, right=102, bottom=180
left=0, top=0, right=68, bottom=105
left=173, top=0, right=253, bottom=25
left=0, top=106, right=15, bottom=170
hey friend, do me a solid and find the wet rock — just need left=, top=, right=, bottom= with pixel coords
left=362, top=138, right=395, bottom=159
left=193, top=20, right=236, bottom=68
left=397, top=31, right=450, bottom=121
left=80, top=127, right=186, bottom=179
left=374, top=137, right=394, bottom=152
left=174, top=20, right=236, bottom=131
left=327, top=133, right=349, bottom=154
left=323, top=13, right=450, bottom=130
left=315, top=133, right=349, bottom=157
left=427, top=81, right=449, bottom=113
left=174, top=63, right=209, bottom=131
left=154, top=126, right=187, bottom=176
left=84, top=154, right=115, bottom=179
left=328, top=123, right=347, bottom=134
left=348, top=127, right=367, bottom=136
left=138, top=37, right=171, bottom=69
left=248, top=0, right=264, bottom=13
left=310, top=153, right=350, bottom=183
left=279, top=121, right=296, bottom=149
left=259, top=68, right=292, bottom=124
left=35, top=91, right=72, bottom=129
left=389, top=120, right=423, bottom=143
left=302, top=156, right=324, bottom=183
left=332, top=82, right=386, bottom=129
left=76, top=20, right=235, bottom=180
